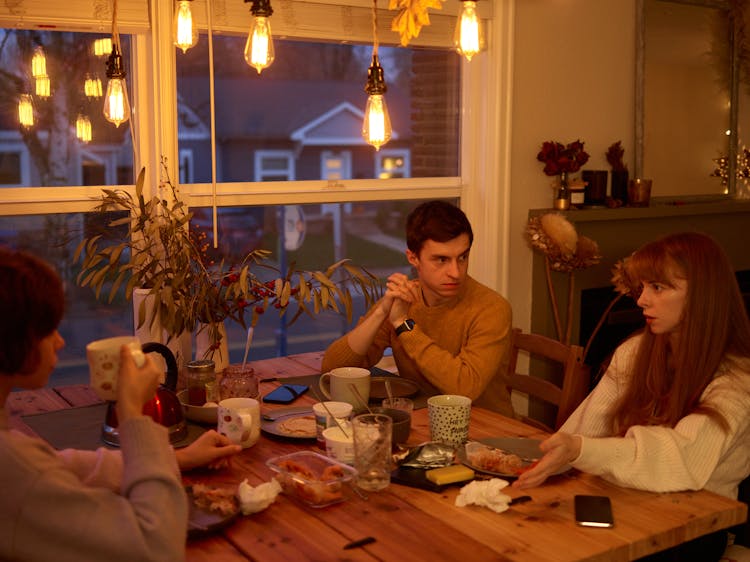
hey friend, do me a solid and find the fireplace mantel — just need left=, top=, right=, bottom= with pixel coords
left=529, top=199, right=750, bottom=347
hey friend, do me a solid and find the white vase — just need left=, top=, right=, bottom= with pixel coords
left=194, top=320, right=230, bottom=374
left=132, top=287, right=192, bottom=375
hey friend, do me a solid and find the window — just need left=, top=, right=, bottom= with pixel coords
left=0, top=2, right=495, bottom=377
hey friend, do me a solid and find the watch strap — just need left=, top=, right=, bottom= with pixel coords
left=395, top=318, right=415, bottom=336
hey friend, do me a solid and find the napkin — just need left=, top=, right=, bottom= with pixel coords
left=237, top=478, right=282, bottom=515
left=455, top=478, right=512, bottom=513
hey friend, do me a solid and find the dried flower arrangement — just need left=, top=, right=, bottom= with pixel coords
left=605, top=141, right=627, bottom=172
left=526, top=213, right=602, bottom=346
left=390, top=0, right=444, bottom=47
left=536, top=140, right=590, bottom=176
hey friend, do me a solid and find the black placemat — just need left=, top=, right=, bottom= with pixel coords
left=21, top=403, right=206, bottom=451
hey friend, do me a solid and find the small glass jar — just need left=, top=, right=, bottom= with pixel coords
left=220, top=363, right=259, bottom=400
left=186, top=359, right=216, bottom=406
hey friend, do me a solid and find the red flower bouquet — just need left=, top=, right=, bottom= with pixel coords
left=537, top=140, right=590, bottom=176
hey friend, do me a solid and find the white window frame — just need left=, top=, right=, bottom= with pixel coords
left=321, top=150, right=352, bottom=181
left=254, top=150, right=295, bottom=182
left=0, top=138, right=31, bottom=187
left=0, top=0, right=512, bottom=293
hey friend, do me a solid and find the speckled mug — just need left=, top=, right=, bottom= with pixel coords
left=427, top=394, right=472, bottom=448
left=218, top=397, right=260, bottom=448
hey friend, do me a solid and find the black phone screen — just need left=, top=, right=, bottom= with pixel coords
left=262, top=384, right=309, bottom=404
left=574, top=495, right=614, bottom=528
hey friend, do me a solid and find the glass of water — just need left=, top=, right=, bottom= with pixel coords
left=352, top=413, right=392, bottom=491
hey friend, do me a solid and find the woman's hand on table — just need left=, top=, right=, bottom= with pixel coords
left=513, top=432, right=581, bottom=489
left=175, top=430, right=242, bottom=472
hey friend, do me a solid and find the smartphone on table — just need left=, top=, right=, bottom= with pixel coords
left=574, top=495, right=615, bottom=528
left=262, top=384, right=309, bottom=404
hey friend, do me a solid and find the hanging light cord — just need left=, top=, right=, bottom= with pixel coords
left=371, top=0, right=379, bottom=58
left=110, top=0, right=139, bottom=172
left=205, top=0, right=219, bottom=249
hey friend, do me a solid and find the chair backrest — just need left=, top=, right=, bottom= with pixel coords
left=506, top=328, right=588, bottom=432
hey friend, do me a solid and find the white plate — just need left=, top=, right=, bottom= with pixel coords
left=261, top=410, right=316, bottom=440
left=457, top=437, right=571, bottom=478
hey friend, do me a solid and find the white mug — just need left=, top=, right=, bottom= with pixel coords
left=86, top=336, right=146, bottom=401
left=218, top=397, right=260, bottom=448
left=319, top=367, right=371, bottom=409
left=427, top=394, right=472, bottom=448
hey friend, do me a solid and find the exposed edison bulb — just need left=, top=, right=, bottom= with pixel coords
left=174, top=0, right=198, bottom=54
left=31, top=45, right=46, bottom=77
left=35, top=74, right=51, bottom=98
left=84, top=74, right=103, bottom=98
left=18, top=94, right=34, bottom=128
left=103, top=77, right=130, bottom=127
left=76, top=114, right=92, bottom=143
left=454, top=1, right=484, bottom=61
left=362, top=94, right=392, bottom=151
left=93, top=38, right=113, bottom=57
left=244, top=16, right=275, bottom=73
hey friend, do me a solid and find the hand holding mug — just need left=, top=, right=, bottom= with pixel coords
left=116, top=346, right=162, bottom=422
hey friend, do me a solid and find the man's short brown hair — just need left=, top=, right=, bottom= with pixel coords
left=405, top=200, right=473, bottom=255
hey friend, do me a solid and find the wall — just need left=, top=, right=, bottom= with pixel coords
left=507, top=0, right=636, bottom=332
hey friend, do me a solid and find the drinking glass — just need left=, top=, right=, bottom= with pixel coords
left=352, top=413, right=392, bottom=491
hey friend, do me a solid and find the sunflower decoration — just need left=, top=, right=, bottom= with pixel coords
left=526, top=213, right=602, bottom=345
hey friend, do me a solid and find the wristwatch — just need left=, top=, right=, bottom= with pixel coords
left=394, top=318, right=415, bottom=336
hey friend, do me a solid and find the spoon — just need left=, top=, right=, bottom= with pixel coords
left=349, top=383, right=372, bottom=414
left=241, top=327, right=254, bottom=370
left=385, top=379, right=394, bottom=405
left=311, top=385, right=350, bottom=438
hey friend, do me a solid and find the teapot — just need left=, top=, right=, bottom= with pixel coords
left=102, top=342, right=188, bottom=446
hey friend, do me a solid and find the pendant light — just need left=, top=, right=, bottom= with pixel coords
left=243, top=0, right=275, bottom=74
left=31, top=45, right=46, bottom=78
left=362, top=0, right=392, bottom=151
left=84, top=73, right=103, bottom=99
left=93, top=37, right=112, bottom=57
left=76, top=113, right=92, bottom=143
left=18, top=94, right=34, bottom=128
left=454, top=0, right=484, bottom=61
left=174, top=0, right=198, bottom=53
left=103, top=0, right=131, bottom=128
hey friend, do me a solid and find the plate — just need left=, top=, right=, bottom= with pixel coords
left=186, top=487, right=239, bottom=539
left=261, top=410, right=316, bottom=440
left=457, top=437, right=571, bottom=479
left=369, top=377, right=420, bottom=400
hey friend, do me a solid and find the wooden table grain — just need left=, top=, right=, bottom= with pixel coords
left=7, top=353, right=747, bottom=562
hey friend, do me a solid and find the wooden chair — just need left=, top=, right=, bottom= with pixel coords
left=506, top=328, right=588, bottom=432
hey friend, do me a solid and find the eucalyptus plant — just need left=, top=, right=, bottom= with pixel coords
left=74, top=163, right=383, bottom=348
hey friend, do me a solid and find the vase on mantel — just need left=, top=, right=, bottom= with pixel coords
left=553, top=171, right=571, bottom=210
left=195, top=320, right=230, bottom=374
left=132, top=287, right=191, bottom=376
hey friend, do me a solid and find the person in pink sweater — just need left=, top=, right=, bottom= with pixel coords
left=0, top=248, right=241, bottom=561
left=515, top=232, right=750, bottom=561
left=322, top=200, right=514, bottom=416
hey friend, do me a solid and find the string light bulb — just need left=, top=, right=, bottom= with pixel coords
left=362, top=0, right=392, bottom=150
left=454, top=0, right=484, bottom=61
left=76, top=113, right=92, bottom=143
left=243, top=0, right=275, bottom=74
left=18, top=94, right=34, bottom=128
left=31, top=45, right=46, bottom=77
left=84, top=73, right=103, bottom=99
left=174, top=0, right=198, bottom=53
left=103, top=44, right=130, bottom=127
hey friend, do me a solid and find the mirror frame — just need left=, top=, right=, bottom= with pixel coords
left=635, top=0, right=739, bottom=199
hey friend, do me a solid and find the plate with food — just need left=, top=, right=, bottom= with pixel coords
left=261, top=410, right=316, bottom=440
left=186, top=483, right=239, bottom=538
left=457, top=438, right=570, bottom=478
left=369, top=377, right=420, bottom=400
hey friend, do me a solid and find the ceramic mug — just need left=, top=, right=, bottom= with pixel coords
left=86, top=336, right=147, bottom=401
left=318, top=367, right=371, bottom=408
left=218, top=397, right=260, bottom=448
left=323, top=425, right=355, bottom=465
left=427, top=394, right=472, bottom=448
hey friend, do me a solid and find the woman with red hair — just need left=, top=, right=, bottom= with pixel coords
left=515, top=232, right=750, bottom=561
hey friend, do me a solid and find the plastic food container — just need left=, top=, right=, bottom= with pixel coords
left=266, top=451, right=358, bottom=508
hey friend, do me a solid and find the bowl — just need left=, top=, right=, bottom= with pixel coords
left=369, top=406, right=411, bottom=444
left=266, top=450, right=357, bottom=508
left=178, top=389, right=218, bottom=424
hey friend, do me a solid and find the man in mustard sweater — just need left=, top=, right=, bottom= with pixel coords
left=322, top=200, right=514, bottom=416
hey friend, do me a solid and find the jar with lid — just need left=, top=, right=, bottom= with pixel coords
left=220, top=363, right=259, bottom=400
left=186, top=359, right=216, bottom=406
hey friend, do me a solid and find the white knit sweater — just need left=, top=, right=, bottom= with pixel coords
left=561, top=335, right=750, bottom=499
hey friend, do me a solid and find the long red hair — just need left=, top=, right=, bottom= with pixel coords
left=611, top=232, right=750, bottom=435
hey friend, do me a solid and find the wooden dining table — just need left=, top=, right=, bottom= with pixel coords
left=7, top=351, right=747, bottom=562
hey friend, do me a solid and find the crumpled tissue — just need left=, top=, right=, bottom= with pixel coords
left=455, top=478, right=512, bottom=513
left=237, top=478, right=282, bottom=515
